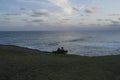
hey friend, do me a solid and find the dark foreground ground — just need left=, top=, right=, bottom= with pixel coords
left=0, top=45, right=120, bottom=80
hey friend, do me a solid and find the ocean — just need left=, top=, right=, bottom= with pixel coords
left=0, top=30, right=120, bottom=56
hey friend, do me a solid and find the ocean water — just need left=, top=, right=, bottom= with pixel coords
left=0, top=31, right=120, bottom=56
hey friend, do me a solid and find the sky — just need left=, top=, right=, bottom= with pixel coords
left=0, top=0, right=120, bottom=31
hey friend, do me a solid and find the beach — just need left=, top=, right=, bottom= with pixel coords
left=0, top=44, right=120, bottom=80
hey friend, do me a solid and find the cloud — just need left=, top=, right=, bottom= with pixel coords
left=110, top=14, right=120, bottom=16
left=81, top=18, right=86, bottom=21
left=72, top=6, right=79, bottom=11
left=72, top=5, right=85, bottom=11
left=111, top=21, right=120, bottom=24
left=85, top=7, right=96, bottom=14
left=3, top=13, right=21, bottom=16
left=105, top=19, right=112, bottom=21
left=62, top=18, right=70, bottom=21
left=79, top=22, right=83, bottom=24
left=106, top=20, right=120, bottom=26
left=30, top=19, right=45, bottom=23
left=20, top=8, right=26, bottom=10
left=4, top=18, right=10, bottom=20
left=22, top=0, right=82, bottom=15
left=97, top=19, right=103, bottom=21
left=31, top=9, right=49, bottom=17
left=26, top=19, right=48, bottom=26
left=48, top=0, right=73, bottom=14
left=20, top=0, right=44, bottom=3
left=22, top=0, right=38, bottom=1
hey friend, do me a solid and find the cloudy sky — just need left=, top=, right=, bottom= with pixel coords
left=0, top=0, right=120, bottom=31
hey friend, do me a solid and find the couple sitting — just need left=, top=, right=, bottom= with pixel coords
left=53, top=47, right=68, bottom=55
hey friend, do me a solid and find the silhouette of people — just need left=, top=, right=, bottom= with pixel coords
left=57, top=47, right=60, bottom=52
left=61, top=47, right=64, bottom=52
left=53, top=47, right=68, bottom=55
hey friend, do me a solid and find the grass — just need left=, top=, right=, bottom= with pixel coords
left=0, top=45, right=120, bottom=80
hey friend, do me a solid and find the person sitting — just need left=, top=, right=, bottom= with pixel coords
left=52, top=47, right=68, bottom=55
left=61, top=47, right=64, bottom=52
left=57, top=47, right=61, bottom=53
left=61, top=47, right=68, bottom=54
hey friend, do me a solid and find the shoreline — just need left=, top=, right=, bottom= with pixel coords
left=0, top=44, right=52, bottom=54
left=0, top=44, right=119, bottom=57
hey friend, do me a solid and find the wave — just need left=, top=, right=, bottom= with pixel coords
left=80, top=42, right=120, bottom=48
left=48, top=37, right=92, bottom=46
left=62, top=37, right=92, bottom=43
left=62, top=38, right=85, bottom=42
left=48, top=42, right=60, bottom=46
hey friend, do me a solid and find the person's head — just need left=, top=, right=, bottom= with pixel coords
left=61, top=47, right=64, bottom=49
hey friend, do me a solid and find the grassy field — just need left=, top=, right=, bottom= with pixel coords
left=0, top=45, right=120, bottom=80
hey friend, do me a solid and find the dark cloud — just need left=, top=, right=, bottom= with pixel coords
left=4, top=13, right=21, bottom=16
left=29, top=19, right=47, bottom=23
left=31, top=9, right=49, bottom=17
left=20, top=8, right=26, bottom=10
left=30, top=20, right=44, bottom=22
left=22, top=19, right=28, bottom=21
left=4, top=18, right=10, bottom=20
left=81, top=18, right=86, bottom=21
left=110, top=14, right=120, bottom=16
left=105, top=19, right=112, bottom=21
left=80, top=14, right=84, bottom=16
left=62, top=19, right=70, bottom=21
left=97, top=19, right=103, bottom=21
left=85, top=7, right=96, bottom=14
left=79, top=22, right=83, bottom=24
left=105, top=19, right=120, bottom=25
left=107, top=20, right=120, bottom=26
left=111, top=21, right=120, bottom=24
left=22, top=0, right=43, bottom=2
left=72, top=7, right=79, bottom=11
left=86, top=15, right=89, bottom=16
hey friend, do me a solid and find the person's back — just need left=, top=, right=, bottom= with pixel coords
left=61, top=47, right=64, bottom=51
left=57, top=48, right=60, bottom=52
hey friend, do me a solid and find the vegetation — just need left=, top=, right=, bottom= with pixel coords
left=0, top=45, right=120, bottom=80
